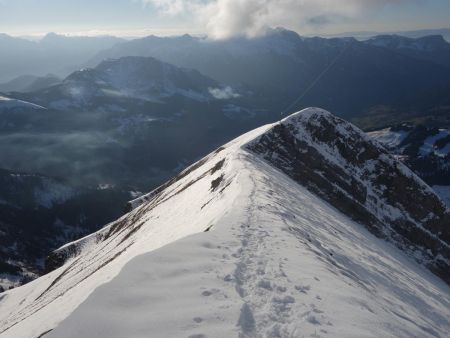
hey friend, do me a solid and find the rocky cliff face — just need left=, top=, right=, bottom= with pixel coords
left=247, top=108, right=450, bottom=283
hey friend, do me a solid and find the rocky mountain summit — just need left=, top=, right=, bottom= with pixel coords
left=248, top=110, right=450, bottom=282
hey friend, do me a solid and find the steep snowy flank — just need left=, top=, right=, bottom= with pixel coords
left=0, top=108, right=449, bottom=338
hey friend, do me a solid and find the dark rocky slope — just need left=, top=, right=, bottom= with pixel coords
left=247, top=108, right=450, bottom=283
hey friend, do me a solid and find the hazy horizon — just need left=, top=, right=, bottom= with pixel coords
left=2, top=26, right=450, bottom=42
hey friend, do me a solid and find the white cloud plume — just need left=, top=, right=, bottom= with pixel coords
left=209, top=86, right=241, bottom=99
left=142, top=0, right=418, bottom=39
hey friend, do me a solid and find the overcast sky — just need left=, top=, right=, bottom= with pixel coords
left=1, top=0, right=449, bottom=38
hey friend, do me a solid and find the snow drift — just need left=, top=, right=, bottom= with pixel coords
left=0, top=108, right=449, bottom=338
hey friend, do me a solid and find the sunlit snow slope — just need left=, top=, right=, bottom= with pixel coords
left=0, top=108, right=449, bottom=338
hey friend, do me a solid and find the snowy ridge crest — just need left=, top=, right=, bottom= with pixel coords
left=247, top=108, right=450, bottom=283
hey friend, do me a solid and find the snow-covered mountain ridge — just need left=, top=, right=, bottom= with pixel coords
left=248, top=111, right=450, bottom=282
left=24, top=56, right=221, bottom=111
left=0, top=108, right=449, bottom=338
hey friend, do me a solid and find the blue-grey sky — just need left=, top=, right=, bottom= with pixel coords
left=0, top=0, right=449, bottom=38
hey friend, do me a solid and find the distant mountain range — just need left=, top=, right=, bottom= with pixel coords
left=0, top=74, right=61, bottom=93
left=366, top=34, right=450, bottom=68
left=87, top=29, right=450, bottom=118
left=1, top=29, right=450, bottom=119
left=323, top=28, right=450, bottom=41
left=0, top=33, right=123, bottom=82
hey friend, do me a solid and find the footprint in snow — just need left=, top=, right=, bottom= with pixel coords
left=224, top=274, right=233, bottom=282
left=257, top=280, right=272, bottom=290
left=271, top=295, right=295, bottom=313
left=311, top=305, right=324, bottom=314
left=201, top=288, right=223, bottom=297
left=237, top=303, right=255, bottom=333
left=306, top=315, right=321, bottom=325
left=276, top=286, right=287, bottom=293
left=295, top=285, right=311, bottom=294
